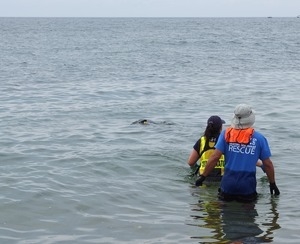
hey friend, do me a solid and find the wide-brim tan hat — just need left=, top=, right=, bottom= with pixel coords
left=231, top=104, right=255, bottom=129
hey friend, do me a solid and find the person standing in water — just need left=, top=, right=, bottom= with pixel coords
left=195, top=104, right=280, bottom=202
left=188, top=115, right=225, bottom=182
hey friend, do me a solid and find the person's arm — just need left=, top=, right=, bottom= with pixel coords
left=262, top=158, right=275, bottom=183
left=202, top=149, right=223, bottom=176
left=195, top=149, right=222, bottom=186
left=256, top=160, right=265, bottom=172
left=187, top=149, right=199, bottom=167
left=262, top=158, right=280, bottom=195
left=256, top=160, right=263, bottom=167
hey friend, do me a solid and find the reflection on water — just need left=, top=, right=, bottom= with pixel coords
left=188, top=185, right=280, bottom=243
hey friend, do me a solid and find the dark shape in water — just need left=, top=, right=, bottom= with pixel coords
left=131, top=119, right=157, bottom=125
left=131, top=119, right=174, bottom=125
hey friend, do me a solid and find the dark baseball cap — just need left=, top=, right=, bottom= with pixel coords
left=207, top=115, right=225, bottom=129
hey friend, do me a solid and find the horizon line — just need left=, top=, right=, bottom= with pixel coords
left=0, top=16, right=299, bottom=18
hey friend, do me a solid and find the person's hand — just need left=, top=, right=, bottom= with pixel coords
left=195, top=175, right=206, bottom=186
left=270, top=182, right=280, bottom=195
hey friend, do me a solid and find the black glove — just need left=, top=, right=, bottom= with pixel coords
left=270, top=182, right=280, bottom=195
left=195, top=175, right=206, bottom=186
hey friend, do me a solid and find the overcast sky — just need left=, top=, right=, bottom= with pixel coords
left=1, top=0, right=300, bottom=17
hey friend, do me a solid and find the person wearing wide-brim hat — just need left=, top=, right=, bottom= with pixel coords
left=230, top=104, right=256, bottom=129
left=195, top=104, right=280, bottom=202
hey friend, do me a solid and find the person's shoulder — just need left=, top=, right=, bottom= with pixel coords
left=195, top=137, right=202, bottom=144
left=253, top=129, right=268, bottom=140
left=219, top=129, right=226, bottom=137
left=253, top=129, right=264, bottom=136
left=199, top=135, right=206, bottom=140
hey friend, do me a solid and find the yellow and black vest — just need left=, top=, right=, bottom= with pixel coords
left=198, top=136, right=225, bottom=176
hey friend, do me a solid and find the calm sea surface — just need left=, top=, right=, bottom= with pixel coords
left=1, top=17, right=300, bottom=243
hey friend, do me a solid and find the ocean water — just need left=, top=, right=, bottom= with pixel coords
left=1, top=17, right=300, bottom=243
